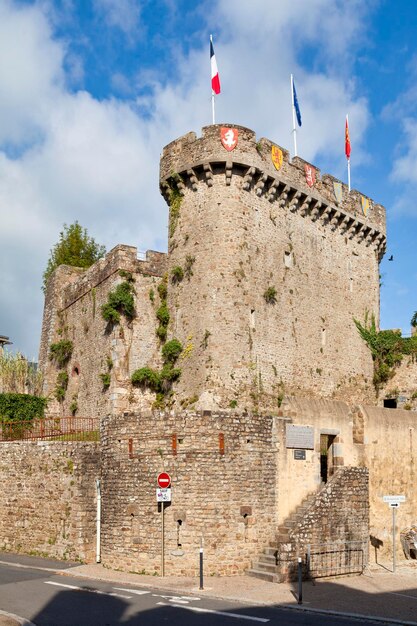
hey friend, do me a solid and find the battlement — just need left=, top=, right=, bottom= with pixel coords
left=160, top=124, right=386, bottom=257
left=58, top=245, right=167, bottom=310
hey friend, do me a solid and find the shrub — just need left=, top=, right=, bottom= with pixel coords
left=100, top=372, right=111, bottom=390
left=0, top=393, right=47, bottom=421
left=55, top=371, right=69, bottom=402
left=157, top=280, right=167, bottom=300
left=160, top=364, right=181, bottom=382
left=156, top=304, right=170, bottom=327
left=49, top=340, right=73, bottom=368
left=162, top=339, right=183, bottom=363
left=184, top=255, right=195, bottom=279
left=263, top=286, right=277, bottom=304
left=101, top=281, right=136, bottom=323
left=156, top=325, right=167, bottom=342
left=131, top=367, right=161, bottom=391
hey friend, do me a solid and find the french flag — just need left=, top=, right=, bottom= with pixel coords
left=210, top=35, right=220, bottom=95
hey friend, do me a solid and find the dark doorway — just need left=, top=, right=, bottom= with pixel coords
left=383, top=398, right=397, bottom=409
left=320, top=434, right=336, bottom=483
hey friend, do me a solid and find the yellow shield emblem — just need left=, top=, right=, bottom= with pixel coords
left=271, top=146, right=283, bottom=170
left=361, top=196, right=369, bottom=217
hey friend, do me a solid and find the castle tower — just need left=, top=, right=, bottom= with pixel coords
left=160, top=124, right=386, bottom=410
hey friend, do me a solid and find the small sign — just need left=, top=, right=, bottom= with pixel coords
left=156, top=488, right=172, bottom=503
left=389, top=502, right=400, bottom=508
left=286, top=425, right=314, bottom=450
left=383, top=495, right=406, bottom=504
left=294, top=449, right=306, bottom=460
left=157, top=472, right=171, bottom=488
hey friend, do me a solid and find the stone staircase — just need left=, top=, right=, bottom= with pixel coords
left=246, top=489, right=322, bottom=583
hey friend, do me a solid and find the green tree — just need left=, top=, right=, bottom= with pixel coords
left=42, top=222, right=106, bottom=292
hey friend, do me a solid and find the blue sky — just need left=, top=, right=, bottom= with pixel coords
left=0, top=0, right=416, bottom=357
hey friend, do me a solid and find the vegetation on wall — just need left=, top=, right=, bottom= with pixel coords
left=263, top=286, right=277, bottom=304
left=184, top=255, right=195, bottom=279
left=101, top=273, right=136, bottom=324
left=155, top=276, right=169, bottom=341
left=0, top=393, right=47, bottom=421
left=171, top=265, right=184, bottom=283
left=167, top=174, right=183, bottom=238
left=131, top=338, right=183, bottom=404
left=42, top=221, right=106, bottom=292
left=49, top=340, right=73, bottom=368
left=0, top=351, right=43, bottom=396
left=354, top=313, right=417, bottom=391
left=54, top=371, right=69, bottom=402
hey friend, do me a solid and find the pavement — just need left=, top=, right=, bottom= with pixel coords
left=1, top=556, right=417, bottom=625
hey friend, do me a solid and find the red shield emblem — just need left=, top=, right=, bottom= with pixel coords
left=304, top=164, right=316, bottom=188
left=220, top=127, right=238, bottom=151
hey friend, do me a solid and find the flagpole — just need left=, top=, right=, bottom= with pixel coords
left=210, top=34, right=215, bottom=125
left=346, top=114, right=351, bottom=191
left=347, top=158, right=351, bottom=192
left=291, top=74, right=297, bottom=157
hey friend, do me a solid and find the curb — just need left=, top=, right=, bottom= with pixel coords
left=0, top=610, right=36, bottom=626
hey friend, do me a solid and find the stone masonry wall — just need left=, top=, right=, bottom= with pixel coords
left=354, top=405, right=417, bottom=562
left=0, top=442, right=99, bottom=561
left=276, top=467, right=369, bottom=579
left=39, top=245, right=167, bottom=417
left=100, top=410, right=277, bottom=576
left=160, top=125, right=385, bottom=411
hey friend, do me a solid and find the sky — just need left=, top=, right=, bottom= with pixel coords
left=1, top=0, right=417, bottom=358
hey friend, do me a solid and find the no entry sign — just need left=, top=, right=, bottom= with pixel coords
left=157, top=472, right=171, bottom=488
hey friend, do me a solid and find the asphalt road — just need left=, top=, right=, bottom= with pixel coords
left=0, top=557, right=385, bottom=625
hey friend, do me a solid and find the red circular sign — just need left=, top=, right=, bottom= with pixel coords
left=157, top=472, right=171, bottom=488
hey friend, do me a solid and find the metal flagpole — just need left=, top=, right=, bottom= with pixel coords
left=346, top=114, right=351, bottom=191
left=347, top=158, right=351, bottom=192
left=210, top=35, right=215, bottom=125
left=291, top=74, right=298, bottom=157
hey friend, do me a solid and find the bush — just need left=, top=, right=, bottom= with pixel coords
left=100, top=372, right=111, bottom=389
left=160, top=364, right=181, bottom=382
left=156, top=325, right=167, bottom=341
left=55, top=371, right=69, bottom=402
left=131, top=367, right=161, bottom=391
left=156, top=304, right=170, bottom=327
left=101, top=281, right=136, bottom=324
left=162, top=339, right=183, bottom=363
left=171, top=266, right=184, bottom=283
left=0, top=393, right=47, bottom=421
left=157, top=280, right=167, bottom=300
left=49, top=340, right=73, bottom=368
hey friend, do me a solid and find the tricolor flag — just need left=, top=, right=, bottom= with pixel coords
left=345, top=115, right=351, bottom=159
left=210, top=35, right=220, bottom=95
left=292, top=78, right=302, bottom=127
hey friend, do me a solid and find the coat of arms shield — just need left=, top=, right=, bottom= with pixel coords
left=271, top=146, right=283, bottom=170
left=220, top=127, right=238, bottom=151
left=361, top=195, right=369, bottom=217
left=333, top=182, right=343, bottom=205
left=305, top=164, right=316, bottom=188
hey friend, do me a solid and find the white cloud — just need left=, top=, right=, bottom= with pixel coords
left=92, top=0, right=142, bottom=41
left=0, top=0, right=374, bottom=356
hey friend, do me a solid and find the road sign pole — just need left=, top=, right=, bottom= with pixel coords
left=161, top=501, right=165, bottom=577
left=392, top=506, right=395, bottom=573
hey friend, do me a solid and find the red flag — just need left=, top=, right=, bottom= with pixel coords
left=210, top=36, right=220, bottom=95
left=345, top=115, right=351, bottom=160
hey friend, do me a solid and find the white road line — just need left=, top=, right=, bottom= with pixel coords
left=44, top=581, right=131, bottom=599
left=113, top=587, right=150, bottom=595
left=152, top=593, right=200, bottom=602
left=390, top=591, right=417, bottom=600
left=156, top=602, right=269, bottom=622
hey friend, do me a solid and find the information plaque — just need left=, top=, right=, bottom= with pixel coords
left=286, top=424, right=314, bottom=450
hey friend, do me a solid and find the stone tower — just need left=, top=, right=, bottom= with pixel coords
left=160, top=124, right=386, bottom=410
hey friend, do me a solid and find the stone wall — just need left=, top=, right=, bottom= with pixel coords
left=381, top=356, right=417, bottom=410
left=355, top=405, right=417, bottom=562
left=0, top=441, right=99, bottom=561
left=100, top=410, right=277, bottom=576
left=39, top=245, right=167, bottom=417
left=276, top=467, right=369, bottom=580
left=159, top=124, right=385, bottom=411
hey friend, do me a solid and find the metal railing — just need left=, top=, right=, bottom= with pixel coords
left=0, top=416, right=99, bottom=442
left=306, top=540, right=368, bottom=578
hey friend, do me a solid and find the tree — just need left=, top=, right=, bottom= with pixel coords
left=411, top=312, right=417, bottom=328
left=42, top=222, right=106, bottom=292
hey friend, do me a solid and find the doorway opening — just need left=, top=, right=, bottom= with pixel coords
left=320, top=434, right=336, bottom=483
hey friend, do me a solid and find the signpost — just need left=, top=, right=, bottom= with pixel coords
left=157, top=473, right=172, bottom=577
left=383, top=495, right=406, bottom=573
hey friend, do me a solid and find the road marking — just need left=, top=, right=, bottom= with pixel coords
left=390, top=591, right=417, bottom=600
left=44, top=581, right=131, bottom=599
left=113, top=587, right=150, bottom=595
left=152, top=593, right=201, bottom=603
left=156, top=602, right=269, bottom=622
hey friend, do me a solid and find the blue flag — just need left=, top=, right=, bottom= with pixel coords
left=293, top=79, right=302, bottom=127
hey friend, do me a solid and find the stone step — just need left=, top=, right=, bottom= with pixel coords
left=258, top=554, right=277, bottom=565
left=264, top=546, right=279, bottom=557
left=246, top=568, right=279, bottom=583
left=251, top=560, right=279, bottom=574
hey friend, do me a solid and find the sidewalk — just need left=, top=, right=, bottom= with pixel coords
left=63, top=559, right=417, bottom=624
